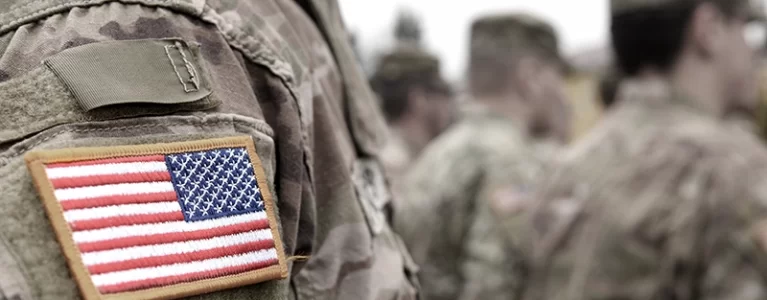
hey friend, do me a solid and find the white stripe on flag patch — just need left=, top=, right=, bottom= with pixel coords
left=45, top=162, right=169, bottom=179
left=81, top=229, right=274, bottom=265
left=63, top=201, right=180, bottom=222
left=72, top=211, right=268, bottom=243
left=55, top=182, right=176, bottom=201
left=90, top=248, right=279, bottom=287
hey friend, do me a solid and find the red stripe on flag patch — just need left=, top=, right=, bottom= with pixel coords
left=70, top=212, right=185, bottom=231
left=96, top=258, right=280, bottom=294
left=60, top=191, right=178, bottom=211
left=45, top=155, right=166, bottom=168
left=87, top=240, right=276, bottom=275
left=51, top=172, right=172, bottom=189
left=77, top=219, right=271, bottom=253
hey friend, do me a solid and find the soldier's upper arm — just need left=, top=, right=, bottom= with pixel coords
left=456, top=141, right=546, bottom=300
left=701, top=154, right=767, bottom=300
left=0, top=2, right=301, bottom=299
left=457, top=184, right=524, bottom=300
left=396, top=152, right=473, bottom=256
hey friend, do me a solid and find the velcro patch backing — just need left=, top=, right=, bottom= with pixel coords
left=44, top=38, right=212, bottom=111
left=24, top=136, right=287, bottom=300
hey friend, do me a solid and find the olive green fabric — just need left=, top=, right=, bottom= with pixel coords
left=44, top=38, right=211, bottom=111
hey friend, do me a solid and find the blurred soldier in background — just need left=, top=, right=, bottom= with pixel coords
left=0, top=0, right=418, bottom=299
left=514, top=0, right=767, bottom=299
left=371, top=48, right=454, bottom=192
left=393, top=9, right=424, bottom=48
left=394, top=13, right=570, bottom=300
left=372, top=11, right=455, bottom=199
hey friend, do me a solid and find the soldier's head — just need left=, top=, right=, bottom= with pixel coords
left=611, top=0, right=766, bottom=112
left=468, top=13, right=570, bottom=142
left=370, top=47, right=454, bottom=137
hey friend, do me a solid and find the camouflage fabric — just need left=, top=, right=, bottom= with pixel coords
left=515, top=79, right=767, bottom=300
left=371, top=47, right=442, bottom=92
left=0, top=0, right=417, bottom=299
left=394, top=104, right=560, bottom=300
left=468, top=13, right=567, bottom=98
left=469, top=13, right=561, bottom=69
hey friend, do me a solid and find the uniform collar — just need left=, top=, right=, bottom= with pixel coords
left=459, top=101, right=564, bottom=146
left=617, top=78, right=720, bottom=119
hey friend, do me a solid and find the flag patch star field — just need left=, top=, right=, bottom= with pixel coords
left=25, top=137, right=287, bottom=300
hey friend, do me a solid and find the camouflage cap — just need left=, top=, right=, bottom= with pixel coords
left=371, top=46, right=449, bottom=93
left=469, top=13, right=562, bottom=65
left=370, top=46, right=451, bottom=121
left=611, top=0, right=766, bottom=20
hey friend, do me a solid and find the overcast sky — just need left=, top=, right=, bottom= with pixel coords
left=339, top=0, right=609, bottom=80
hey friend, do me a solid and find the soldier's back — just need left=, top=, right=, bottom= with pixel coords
left=0, top=0, right=417, bottom=299
left=526, top=80, right=767, bottom=300
left=396, top=105, right=554, bottom=300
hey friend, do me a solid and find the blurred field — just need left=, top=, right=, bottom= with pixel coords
left=565, top=74, right=603, bottom=142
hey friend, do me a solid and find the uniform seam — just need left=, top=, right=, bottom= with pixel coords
left=1, top=0, right=101, bottom=33
left=0, top=0, right=194, bottom=36
left=1, top=0, right=52, bottom=17
left=199, top=5, right=314, bottom=187
left=0, top=117, right=274, bottom=167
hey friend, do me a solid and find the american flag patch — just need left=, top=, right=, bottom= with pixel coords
left=24, top=137, right=287, bottom=300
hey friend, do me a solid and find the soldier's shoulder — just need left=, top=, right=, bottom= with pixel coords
left=420, top=117, right=528, bottom=161
left=667, top=112, right=767, bottom=171
left=549, top=106, right=762, bottom=199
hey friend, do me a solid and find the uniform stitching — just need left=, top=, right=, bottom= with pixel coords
left=1, top=1, right=100, bottom=32
left=1, top=117, right=274, bottom=160
left=1, top=0, right=49, bottom=17
left=175, top=41, right=201, bottom=91
left=164, top=45, right=197, bottom=93
left=0, top=0, right=173, bottom=35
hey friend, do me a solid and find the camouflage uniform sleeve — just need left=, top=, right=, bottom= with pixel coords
left=394, top=125, right=487, bottom=300
left=457, top=184, right=519, bottom=300
left=700, top=160, right=767, bottom=300
left=0, top=0, right=418, bottom=299
left=396, top=119, right=539, bottom=299
left=457, top=144, right=540, bottom=300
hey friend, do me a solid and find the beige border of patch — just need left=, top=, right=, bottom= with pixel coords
left=24, top=136, right=288, bottom=300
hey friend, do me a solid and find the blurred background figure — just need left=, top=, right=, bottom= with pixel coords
left=370, top=10, right=455, bottom=188
left=394, top=13, right=571, bottom=300
left=342, top=1, right=611, bottom=144
left=393, top=9, right=424, bottom=48
left=517, top=0, right=767, bottom=299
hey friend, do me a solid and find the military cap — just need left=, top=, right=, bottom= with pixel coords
left=371, top=46, right=449, bottom=92
left=469, top=13, right=563, bottom=65
left=611, top=0, right=766, bottom=20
